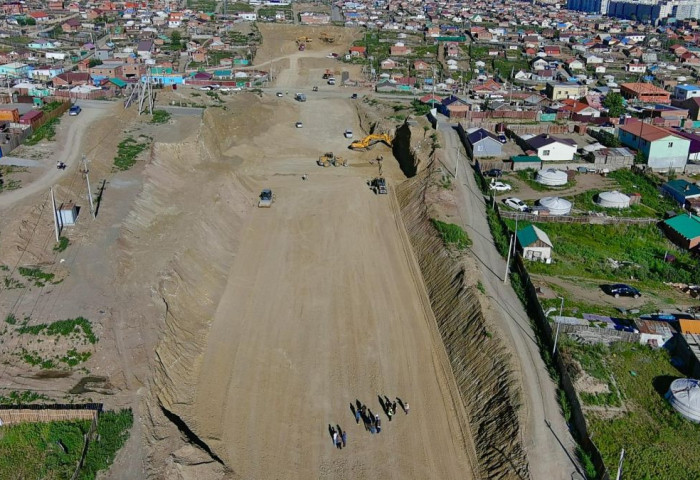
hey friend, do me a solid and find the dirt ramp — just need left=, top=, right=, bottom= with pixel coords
left=117, top=120, right=252, bottom=479
left=396, top=168, right=530, bottom=479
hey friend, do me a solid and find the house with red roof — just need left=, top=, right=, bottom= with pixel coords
left=349, top=46, right=366, bottom=57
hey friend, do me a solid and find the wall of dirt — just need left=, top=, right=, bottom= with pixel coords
left=118, top=110, right=252, bottom=480
left=394, top=136, right=529, bottom=479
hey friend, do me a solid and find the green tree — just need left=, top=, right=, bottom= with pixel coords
left=170, top=30, right=182, bottom=49
left=88, top=58, right=102, bottom=67
left=603, top=92, right=625, bottom=117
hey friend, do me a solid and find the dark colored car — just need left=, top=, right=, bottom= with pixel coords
left=351, top=93, right=358, bottom=99
left=485, top=168, right=503, bottom=178
left=69, top=105, right=81, bottom=116
left=604, top=284, right=641, bottom=298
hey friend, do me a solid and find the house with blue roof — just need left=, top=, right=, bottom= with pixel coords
left=464, top=128, right=502, bottom=159
left=661, top=179, right=700, bottom=206
left=673, top=84, right=700, bottom=101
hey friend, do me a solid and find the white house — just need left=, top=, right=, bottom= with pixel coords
left=525, top=133, right=577, bottom=161
left=516, top=225, right=553, bottom=262
left=627, top=63, right=647, bottom=73
left=238, top=12, right=257, bottom=21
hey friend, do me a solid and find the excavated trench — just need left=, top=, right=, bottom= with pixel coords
left=393, top=126, right=530, bottom=479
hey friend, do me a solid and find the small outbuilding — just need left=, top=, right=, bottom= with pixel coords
left=662, top=213, right=700, bottom=250
left=666, top=378, right=700, bottom=423
left=596, top=190, right=631, bottom=209
left=58, top=202, right=78, bottom=226
left=536, top=168, right=568, bottom=186
left=516, top=224, right=553, bottom=262
left=511, top=155, right=542, bottom=171
left=539, top=196, right=572, bottom=215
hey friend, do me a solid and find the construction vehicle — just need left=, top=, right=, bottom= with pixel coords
left=258, top=189, right=273, bottom=207
left=322, top=69, right=334, bottom=79
left=295, top=93, right=306, bottom=102
left=349, top=133, right=393, bottom=151
left=317, top=152, right=347, bottom=167
left=296, top=36, right=313, bottom=44
left=370, top=177, right=387, bottom=194
left=319, top=32, right=335, bottom=43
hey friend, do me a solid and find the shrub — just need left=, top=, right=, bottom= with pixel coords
left=431, top=219, right=472, bottom=250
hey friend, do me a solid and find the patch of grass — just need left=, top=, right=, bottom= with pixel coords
left=431, top=219, right=472, bottom=250
left=3, top=277, right=25, bottom=289
left=0, top=418, right=89, bottom=478
left=18, top=317, right=97, bottom=344
left=81, top=409, right=133, bottom=479
left=517, top=221, right=699, bottom=286
left=113, top=137, right=150, bottom=171
left=53, top=236, right=69, bottom=253
left=576, top=342, right=700, bottom=479
left=150, top=109, right=171, bottom=124
left=18, top=266, right=55, bottom=287
left=60, top=348, right=91, bottom=367
left=5, top=313, right=17, bottom=325
left=0, top=390, right=50, bottom=405
left=477, top=281, right=486, bottom=294
left=24, top=118, right=59, bottom=146
left=40, top=101, right=65, bottom=113
left=607, top=169, right=679, bottom=216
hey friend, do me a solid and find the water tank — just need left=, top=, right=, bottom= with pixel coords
left=666, top=378, right=700, bottom=423
left=536, top=168, right=568, bottom=186
left=596, top=191, right=630, bottom=209
left=539, top=196, right=572, bottom=216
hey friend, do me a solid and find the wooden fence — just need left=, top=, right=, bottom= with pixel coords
left=0, top=403, right=101, bottom=425
left=499, top=210, right=659, bottom=225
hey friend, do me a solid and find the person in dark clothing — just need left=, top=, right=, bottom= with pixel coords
left=341, top=431, right=347, bottom=447
left=376, top=418, right=382, bottom=433
left=392, top=401, right=398, bottom=414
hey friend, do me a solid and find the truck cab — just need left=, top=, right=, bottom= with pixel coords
left=295, top=93, right=306, bottom=102
left=371, top=178, right=387, bottom=195
left=258, top=189, right=273, bottom=207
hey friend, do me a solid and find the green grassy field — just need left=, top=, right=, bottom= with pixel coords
left=0, top=409, right=132, bottom=479
left=561, top=340, right=700, bottom=479
left=505, top=220, right=699, bottom=287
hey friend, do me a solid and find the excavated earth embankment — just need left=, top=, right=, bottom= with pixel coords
left=394, top=125, right=530, bottom=480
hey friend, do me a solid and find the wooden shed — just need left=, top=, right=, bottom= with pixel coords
left=516, top=225, right=553, bottom=262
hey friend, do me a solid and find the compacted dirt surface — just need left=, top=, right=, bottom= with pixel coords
left=0, top=25, right=482, bottom=480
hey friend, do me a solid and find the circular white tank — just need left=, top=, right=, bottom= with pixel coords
left=596, top=191, right=630, bottom=209
left=666, top=378, right=700, bottom=423
left=539, top=196, right=572, bottom=216
left=536, top=168, right=568, bottom=186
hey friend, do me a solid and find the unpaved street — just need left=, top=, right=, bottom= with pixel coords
left=438, top=118, right=583, bottom=480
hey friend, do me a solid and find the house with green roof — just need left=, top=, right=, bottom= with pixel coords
left=662, top=213, right=700, bottom=250
left=516, top=225, right=553, bottom=262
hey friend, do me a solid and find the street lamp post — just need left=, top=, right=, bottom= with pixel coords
left=553, top=296, right=564, bottom=355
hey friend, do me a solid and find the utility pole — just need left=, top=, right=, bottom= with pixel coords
left=504, top=234, right=514, bottom=284
left=82, top=155, right=95, bottom=218
left=50, top=187, right=60, bottom=242
left=552, top=296, right=564, bottom=355
left=455, top=146, right=459, bottom=178
left=615, top=448, right=625, bottom=480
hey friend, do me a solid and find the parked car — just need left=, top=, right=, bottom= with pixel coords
left=312, top=86, right=318, bottom=92
left=220, top=86, right=241, bottom=92
left=344, top=129, right=353, bottom=138
left=497, top=134, right=507, bottom=144
left=489, top=181, right=512, bottom=192
left=295, top=121, right=303, bottom=128
left=503, top=197, right=528, bottom=212
left=485, top=168, right=503, bottom=178
left=69, top=105, right=81, bottom=116
left=199, top=85, right=212, bottom=91
left=351, top=93, right=358, bottom=99
left=603, top=284, right=641, bottom=298
left=276, top=92, right=284, bottom=97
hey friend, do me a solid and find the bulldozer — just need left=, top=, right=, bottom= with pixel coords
left=317, top=152, right=347, bottom=167
left=349, top=133, right=393, bottom=151
left=319, top=32, right=335, bottom=43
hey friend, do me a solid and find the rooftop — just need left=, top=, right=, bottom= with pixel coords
left=663, top=213, right=700, bottom=240
left=619, top=119, right=682, bottom=142
left=621, top=82, right=669, bottom=95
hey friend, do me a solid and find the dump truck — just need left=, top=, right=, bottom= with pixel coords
left=258, top=189, right=273, bottom=207
left=319, top=32, right=335, bottom=43
left=317, top=152, right=347, bottom=167
left=349, top=133, right=393, bottom=151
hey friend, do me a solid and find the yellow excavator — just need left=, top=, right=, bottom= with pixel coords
left=317, top=152, right=347, bottom=167
left=319, top=32, right=335, bottom=43
left=349, top=133, right=393, bottom=151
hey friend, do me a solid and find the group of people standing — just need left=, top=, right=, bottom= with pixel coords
left=329, top=395, right=410, bottom=449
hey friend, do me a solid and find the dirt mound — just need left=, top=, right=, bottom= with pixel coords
left=255, top=24, right=360, bottom=64
left=116, top=111, right=252, bottom=479
left=394, top=128, right=529, bottom=479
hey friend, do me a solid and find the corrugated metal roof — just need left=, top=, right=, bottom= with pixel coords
left=663, top=213, right=700, bottom=240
